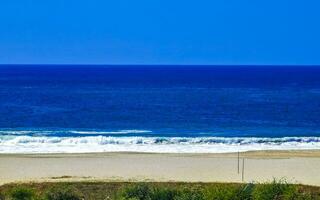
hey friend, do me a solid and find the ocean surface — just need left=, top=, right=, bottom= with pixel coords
left=1, top=65, right=320, bottom=153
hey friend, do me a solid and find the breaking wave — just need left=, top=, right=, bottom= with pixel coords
left=1, top=135, right=320, bottom=153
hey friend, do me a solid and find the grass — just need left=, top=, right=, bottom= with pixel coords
left=0, top=181, right=319, bottom=200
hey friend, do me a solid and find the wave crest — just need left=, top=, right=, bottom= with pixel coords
left=1, top=136, right=320, bottom=153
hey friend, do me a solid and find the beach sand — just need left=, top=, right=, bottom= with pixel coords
left=0, top=150, right=320, bottom=186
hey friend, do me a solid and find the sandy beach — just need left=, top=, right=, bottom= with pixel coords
left=0, top=150, right=320, bottom=186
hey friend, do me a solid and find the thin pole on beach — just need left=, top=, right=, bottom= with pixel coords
left=237, top=151, right=240, bottom=174
left=242, top=158, right=245, bottom=182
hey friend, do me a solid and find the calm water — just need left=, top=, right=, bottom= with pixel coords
left=1, top=65, right=320, bottom=153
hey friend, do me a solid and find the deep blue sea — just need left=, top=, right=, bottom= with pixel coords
left=1, top=65, right=320, bottom=153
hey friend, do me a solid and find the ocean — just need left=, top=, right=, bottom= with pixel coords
left=1, top=65, right=320, bottom=153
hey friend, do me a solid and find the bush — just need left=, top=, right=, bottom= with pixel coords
left=237, top=183, right=254, bottom=200
left=45, top=186, right=82, bottom=200
left=120, top=184, right=205, bottom=200
left=120, top=183, right=153, bottom=200
left=10, top=187, right=35, bottom=200
left=174, top=186, right=204, bottom=200
left=203, top=184, right=245, bottom=200
left=0, top=192, right=5, bottom=200
left=282, top=186, right=314, bottom=200
left=252, top=180, right=295, bottom=200
left=151, top=187, right=176, bottom=200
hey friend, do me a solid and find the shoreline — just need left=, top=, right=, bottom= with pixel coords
left=1, top=150, right=320, bottom=186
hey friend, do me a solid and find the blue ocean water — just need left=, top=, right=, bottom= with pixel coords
left=0, top=65, right=320, bottom=153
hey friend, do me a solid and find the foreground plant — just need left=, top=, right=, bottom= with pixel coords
left=10, top=186, right=36, bottom=200
left=0, top=181, right=319, bottom=200
left=45, top=186, right=82, bottom=200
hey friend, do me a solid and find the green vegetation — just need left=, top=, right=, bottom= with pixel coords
left=9, top=186, right=36, bottom=200
left=0, top=192, right=5, bottom=200
left=0, top=181, right=319, bottom=200
left=45, top=186, right=82, bottom=200
left=251, top=180, right=314, bottom=200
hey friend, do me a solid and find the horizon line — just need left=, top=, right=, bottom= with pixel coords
left=1, top=64, right=320, bottom=67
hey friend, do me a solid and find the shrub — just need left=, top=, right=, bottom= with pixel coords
left=237, top=183, right=255, bottom=200
left=252, top=180, right=294, bottom=200
left=203, top=184, right=246, bottom=200
left=120, top=183, right=152, bottom=200
left=151, top=187, right=176, bottom=200
left=45, top=186, right=82, bottom=200
left=282, top=186, right=313, bottom=200
left=174, top=186, right=204, bottom=200
left=0, top=192, right=5, bottom=200
left=10, top=187, right=35, bottom=200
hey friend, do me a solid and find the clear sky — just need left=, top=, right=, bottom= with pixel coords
left=0, top=0, right=319, bottom=65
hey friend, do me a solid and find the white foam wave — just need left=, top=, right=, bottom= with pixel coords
left=0, top=136, right=320, bottom=153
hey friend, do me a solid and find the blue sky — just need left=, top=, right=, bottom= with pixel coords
left=0, top=0, right=319, bottom=65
